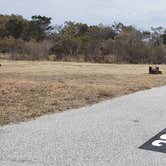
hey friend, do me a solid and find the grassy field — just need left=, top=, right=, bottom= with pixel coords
left=0, top=60, right=166, bottom=125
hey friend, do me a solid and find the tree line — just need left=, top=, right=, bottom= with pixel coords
left=1, top=14, right=166, bottom=63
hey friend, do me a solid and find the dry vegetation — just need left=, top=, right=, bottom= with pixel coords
left=0, top=60, right=166, bottom=125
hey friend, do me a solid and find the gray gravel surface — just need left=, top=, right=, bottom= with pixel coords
left=1, top=86, right=166, bottom=166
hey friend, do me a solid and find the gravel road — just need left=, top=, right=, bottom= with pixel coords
left=1, top=86, right=166, bottom=166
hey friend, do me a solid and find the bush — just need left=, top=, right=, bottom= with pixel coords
left=0, top=38, right=53, bottom=60
left=0, top=36, right=16, bottom=53
left=22, top=40, right=53, bottom=60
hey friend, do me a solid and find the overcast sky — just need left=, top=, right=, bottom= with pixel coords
left=0, top=0, right=166, bottom=29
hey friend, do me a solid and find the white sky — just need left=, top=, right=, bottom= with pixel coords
left=0, top=0, right=166, bottom=29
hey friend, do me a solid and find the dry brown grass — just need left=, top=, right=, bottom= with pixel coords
left=0, top=60, right=166, bottom=125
